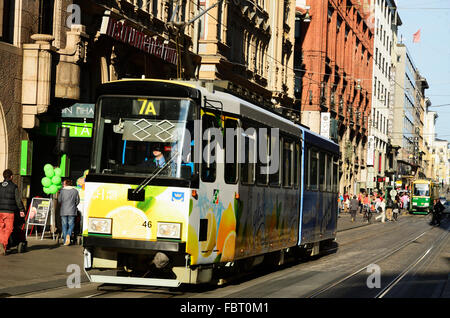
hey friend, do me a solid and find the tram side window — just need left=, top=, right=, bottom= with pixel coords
left=269, top=132, right=281, bottom=186
left=319, top=151, right=326, bottom=191
left=241, top=122, right=256, bottom=185
left=309, top=149, right=318, bottom=191
left=293, top=142, right=301, bottom=189
left=282, top=138, right=294, bottom=188
left=201, top=114, right=218, bottom=183
left=326, top=154, right=332, bottom=192
left=333, top=158, right=339, bottom=193
left=256, top=126, right=269, bottom=185
left=224, top=118, right=238, bottom=184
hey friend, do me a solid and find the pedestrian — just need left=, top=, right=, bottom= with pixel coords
left=337, top=193, right=343, bottom=218
left=375, top=194, right=386, bottom=223
left=0, top=169, right=25, bottom=256
left=385, top=196, right=394, bottom=221
left=349, top=195, right=359, bottom=222
left=392, top=199, right=400, bottom=221
left=401, top=193, right=409, bottom=214
left=58, top=178, right=80, bottom=246
left=344, top=195, right=350, bottom=213
left=430, top=199, right=444, bottom=226
left=363, top=193, right=370, bottom=213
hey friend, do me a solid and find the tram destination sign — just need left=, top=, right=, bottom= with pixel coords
left=100, top=13, right=178, bottom=65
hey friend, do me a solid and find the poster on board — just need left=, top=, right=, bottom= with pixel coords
left=27, top=198, right=51, bottom=226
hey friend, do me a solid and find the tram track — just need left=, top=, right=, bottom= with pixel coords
left=375, top=227, right=450, bottom=298
left=308, top=220, right=450, bottom=298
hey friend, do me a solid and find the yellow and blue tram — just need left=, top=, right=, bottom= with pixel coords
left=82, top=79, right=339, bottom=287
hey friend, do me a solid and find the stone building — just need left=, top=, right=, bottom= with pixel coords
left=368, top=0, right=401, bottom=192
left=2, top=0, right=203, bottom=198
left=0, top=0, right=42, bottom=193
left=197, top=0, right=296, bottom=115
left=1, top=0, right=298, bottom=199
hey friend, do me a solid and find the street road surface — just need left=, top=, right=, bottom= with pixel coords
left=4, top=212, right=448, bottom=299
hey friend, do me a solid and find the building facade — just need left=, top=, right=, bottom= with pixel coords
left=1, top=0, right=205, bottom=200
left=434, top=139, right=449, bottom=186
left=295, top=0, right=374, bottom=194
left=423, top=107, right=437, bottom=180
left=0, top=0, right=42, bottom=196
left=368, top=0, right=400, bottom=191
left=392, top=43, right=428, bottom=189
left=198, top=0, right=296, bottom=115
left=1, top=0, right=299, bottom=201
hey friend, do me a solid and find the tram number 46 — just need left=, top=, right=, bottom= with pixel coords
left=142, top=221, right=152, bottom=228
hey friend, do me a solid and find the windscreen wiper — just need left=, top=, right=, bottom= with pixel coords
left=132, top=151, right=179, bottom=194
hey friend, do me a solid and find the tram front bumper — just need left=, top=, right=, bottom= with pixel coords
left=83, top=236, right=186, bottom=253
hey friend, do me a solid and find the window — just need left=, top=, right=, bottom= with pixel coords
left=294, top=142, right=301, bottom=189
left=326, top=154, right=332, bottom=192
left=224, top=118, right=238, bottom=184
left=256, top=126, right=269, bottom=185
left=333, top=158, right=339, bottom=193
left=201, top=114, right=219, bottom=182
left=319, top=152, right=326, bottom=191
left=309, top=148, right=318, bottom=190
left=282, top=138, right=293, bottom=188
left=241, top=121, right=257, bottom=185
left=0, top=0, right=15, bottom=44
left=38, top=0, right=54, bottom=35
left=269, top=131, right=281, bottom=186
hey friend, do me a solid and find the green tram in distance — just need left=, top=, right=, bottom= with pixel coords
left=410, top=179, right=439, bottom=214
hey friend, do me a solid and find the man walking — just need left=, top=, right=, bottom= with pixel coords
left=349, top=195, right=359, bottom=222
left=0, top=169, right=25, bottom=256
left=58, top=179, right=80, bottom=246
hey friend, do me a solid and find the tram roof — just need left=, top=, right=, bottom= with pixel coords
left=97, top=79, right=201, bottom=99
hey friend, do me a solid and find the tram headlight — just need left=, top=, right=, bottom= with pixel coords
left=88, top=217, right=112, bottom=235
left=157, top=222, right=181, bottom=239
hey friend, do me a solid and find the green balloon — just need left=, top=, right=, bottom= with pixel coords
left=49, top=184, right=58, bottom=194
left=54, top=167, right=62, bottom=177
left=52, top=176, right=61, bottom=185
left=43, top=187, right=51, bottom=194
left=44, top=164, right=53, bottom=172
left=45, top=168, right=55, bottom=178
left=56, top=184, right=62, bottom=191
left=41, top=177, right=52, bottom=187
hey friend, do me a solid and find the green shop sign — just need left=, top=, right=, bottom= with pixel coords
left=38, top=122, right=93, bottom=138
left=62, top=122, right=93, bottom=138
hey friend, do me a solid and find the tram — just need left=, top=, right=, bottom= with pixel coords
left=410, top=179, right=439, bottom=214
left=82, top=79, right=339, bottom=287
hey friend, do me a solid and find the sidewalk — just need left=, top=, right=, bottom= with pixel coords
left=0, top=236, right=86, bottom=297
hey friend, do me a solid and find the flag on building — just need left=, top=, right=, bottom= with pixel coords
left=413, top=29, right=421, bottom=43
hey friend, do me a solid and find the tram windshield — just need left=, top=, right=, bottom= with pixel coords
left=413, top=183, right=430, bottom=197
left=92, top=96, right=197, bottom=179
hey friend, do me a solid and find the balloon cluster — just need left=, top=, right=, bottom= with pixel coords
left=41, top=164, right=62, bottom=195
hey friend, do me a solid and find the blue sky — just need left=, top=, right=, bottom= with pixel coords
left=394, top=0, right=450, bottom=141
